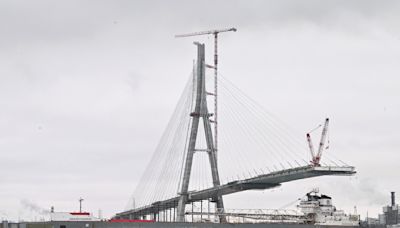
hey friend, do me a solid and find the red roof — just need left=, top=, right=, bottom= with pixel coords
left=70, top=212, right=90, bottom=216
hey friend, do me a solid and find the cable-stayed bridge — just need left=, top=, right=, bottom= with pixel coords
left=114, top=42, right=356, bottom=222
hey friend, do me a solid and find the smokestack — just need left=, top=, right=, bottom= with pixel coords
left=391, top=192, right=395, bottom=207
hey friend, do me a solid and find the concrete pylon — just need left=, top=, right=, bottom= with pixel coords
left=176, top=43, right=226, bottom=222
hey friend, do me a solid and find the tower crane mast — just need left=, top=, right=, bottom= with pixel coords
left=175, top=28, right=237, bottom=162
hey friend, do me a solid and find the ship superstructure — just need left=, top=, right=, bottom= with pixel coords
left=298, top=189, right=359, bottom=226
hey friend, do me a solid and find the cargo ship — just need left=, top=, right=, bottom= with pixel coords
left=297, top=190, right=359, bottom=226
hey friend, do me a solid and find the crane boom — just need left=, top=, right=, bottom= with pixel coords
left=306, top=133, right=315, bottom=159
left=314, top=118, right=329, bottom=165
left=175, top=28, right=237, bottom=38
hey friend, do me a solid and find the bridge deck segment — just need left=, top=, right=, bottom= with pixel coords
left=114, top=165, right=355, bottom=219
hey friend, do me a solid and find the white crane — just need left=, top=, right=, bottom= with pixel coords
left=175, top=28, right=237, bottom=161
left=307, top=118, right=329, bottom=166
left=175, top=28, right=237, bottom=38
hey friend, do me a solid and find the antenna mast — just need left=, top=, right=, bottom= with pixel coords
left=79, top=198, right=84, bottom=213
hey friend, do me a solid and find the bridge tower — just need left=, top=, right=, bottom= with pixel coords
left=176, top=43, right=226, bottom=222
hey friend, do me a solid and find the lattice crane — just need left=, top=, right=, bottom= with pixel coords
left=175, top=28, right=237, bottom=38
left=307, top=118, right=329, bottom=166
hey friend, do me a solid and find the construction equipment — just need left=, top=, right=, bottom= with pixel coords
left=175, top=28, right=237, bottom=38
left=306, top=118, right=329, bottom=166
left=175, top=28, right=237, bottom=161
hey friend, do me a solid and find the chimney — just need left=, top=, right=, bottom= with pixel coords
left=391, top=192, right=395, bottom=207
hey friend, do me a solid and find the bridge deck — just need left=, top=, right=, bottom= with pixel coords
left=114, top=165, right=355, bottom=219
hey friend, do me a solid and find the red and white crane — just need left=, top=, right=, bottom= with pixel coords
left=307, top=118, right=329, bottom=166
left=175, top=28, right=237, bottom=160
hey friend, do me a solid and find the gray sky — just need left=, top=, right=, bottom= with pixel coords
left=1, top=0, right=400, bottom=221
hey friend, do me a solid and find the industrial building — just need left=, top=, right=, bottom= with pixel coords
left=364, top=192, right=400, bottom=227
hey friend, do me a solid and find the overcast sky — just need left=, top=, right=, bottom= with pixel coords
left=1, top=0, right=400, bottom=221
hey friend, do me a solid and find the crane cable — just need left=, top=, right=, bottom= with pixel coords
left=308, top=124, right=322, bottom=134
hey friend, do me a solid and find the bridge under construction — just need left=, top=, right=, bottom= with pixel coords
left=114, top=29, right=356, bottom=223
left=115, top=165, right=354, bottom=221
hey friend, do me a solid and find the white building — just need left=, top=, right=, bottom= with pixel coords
left=50, top=212, right=100, bottom=222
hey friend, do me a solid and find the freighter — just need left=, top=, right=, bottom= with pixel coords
left=297, top=190, right=359, bottom=226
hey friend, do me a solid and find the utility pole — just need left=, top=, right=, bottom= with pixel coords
left=175, top=28, right=237, bottom=161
